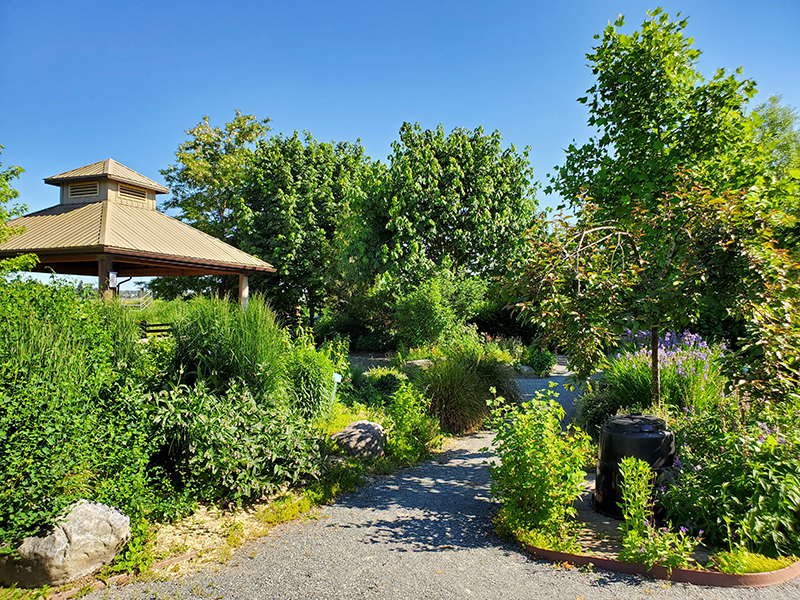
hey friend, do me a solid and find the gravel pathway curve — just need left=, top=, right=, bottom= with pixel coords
left=88, top=425, right=800, bottom=599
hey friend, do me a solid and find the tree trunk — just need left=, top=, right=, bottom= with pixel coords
left=651, top=325, right=661, bottom=407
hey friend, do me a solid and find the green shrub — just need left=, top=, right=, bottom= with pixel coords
left=662, top=399, right=800, bottom=557
left=150, top=382, right=321, bottom=502
left=0, top=278, right=160, bottom=553
left=487, top=394, right=593, bottom=552
left=394, top=277, right=456, bottom=348
left=522, top=345, right=556, bottom=376
left=385, top=383, right=441, bottom=463
left=364, top=366, right=407, bottom=396
left=575, top=388, right=633, bottom=440
left=171, top=295, right=285, bottom=400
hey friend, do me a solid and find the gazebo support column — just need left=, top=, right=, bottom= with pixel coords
left=98, top=255, right=114, bottom=301
left=239, top=274, right=249, bottom=312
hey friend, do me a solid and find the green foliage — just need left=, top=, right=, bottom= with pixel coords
left=412, top=338, right=520, bottom=434
left=618, top=456, right=701, bottom=571
left=241, top=132, right=373, bottom=326
left=662, top=401, right=800, bottom=557
left=283, top=331, right=336, bottom=420
left=361, top=366, right=407, bottom=400
left=709, top=548, right=797, bottom=574
left=548, top=8, right=761, bottom=220
left=487, top=394, right=593, bottom=552
left=0, top=145, right=30, bottom=255
left=393, top=269, right=488, bottom=349
left=351, top=122, right=538, bottom=287
left=522, top=346, right=556, bottom=377
left=0, top=277, right=161, bottom=553
left=170, top=295, right=284, bottom=400
left=150, top=382, right=321, bottom=503
left=161, top=111, right=271, bottom=242
left=384, top=383, right=441, bottom=464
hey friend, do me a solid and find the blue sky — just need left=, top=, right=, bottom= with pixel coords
left=1, top=0, right=799, bottom=286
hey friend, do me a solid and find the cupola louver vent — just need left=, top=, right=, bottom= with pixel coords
left=119, top=185, right=147, bottom=201
left=68, top=182, right=99, bottom=198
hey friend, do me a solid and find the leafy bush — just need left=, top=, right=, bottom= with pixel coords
left=394, top=277, right=456, bottom=349
left=171, top=295, right=284, bottom=400
left=393, top=270, right=488, bottom=349
left=487, top=394, right=593, bottom=552
left=661, top=399, right=800, bottom=557
left=618, top=456, right=701, bottom=570
left=0, top=278, right=160, bottom=552
left=150, top=382, right=321, bottom=502
left=522, top=345, right=556, bottom=376
left=574, top=389, right=626, bottom=440
left=384, top=383, right=441, bottom=463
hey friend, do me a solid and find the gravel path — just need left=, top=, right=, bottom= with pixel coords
left=517, top=376, right=582, bottom=426
left=88, top=428, right=800, bottom=600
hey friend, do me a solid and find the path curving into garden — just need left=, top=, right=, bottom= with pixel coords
left=87, top=421, right=800, bottom=600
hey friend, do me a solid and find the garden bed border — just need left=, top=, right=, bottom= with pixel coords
left=523, top=542, right=800, bottom=588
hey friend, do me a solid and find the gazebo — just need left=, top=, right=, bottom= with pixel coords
left=0, top=159, right=275, bottom=307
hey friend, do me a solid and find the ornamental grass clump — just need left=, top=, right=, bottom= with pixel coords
left=413, top=337, right=520, bottom=433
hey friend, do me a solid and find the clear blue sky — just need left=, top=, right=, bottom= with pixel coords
left=1, top=0, right=798, bottom=277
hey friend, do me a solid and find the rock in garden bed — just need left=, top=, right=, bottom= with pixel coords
left=0, top=500, right=130, bottom=588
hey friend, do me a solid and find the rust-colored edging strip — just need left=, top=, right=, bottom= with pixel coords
left=523, top=543, right=800, bottom=588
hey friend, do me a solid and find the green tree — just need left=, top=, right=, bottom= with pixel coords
left=161, top=111, right=271, bottom=242
left=752, top=96, right=800, bottom=257
left=514, top=173, right=799, bottom=404
left=547, top=9, right=763, bottom=220
left=150, top=112, right=271, bottom=299
left=0, top=145, right=36, bottom=272
left=241, top=132, right=374, bottom=326
left=351, top=122, right=538, bottom=288
left=753, top=95, right=800, bottom=177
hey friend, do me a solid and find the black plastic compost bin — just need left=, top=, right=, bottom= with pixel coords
left=593, top=413, right=675, bottom=519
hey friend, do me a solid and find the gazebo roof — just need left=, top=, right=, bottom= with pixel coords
left=44, top=158, right=170, bottom=194
left=0, top=159, right=275, bottom=278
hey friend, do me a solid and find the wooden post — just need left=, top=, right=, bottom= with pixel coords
left=239, top=274, right=249, bottom=312
left=98, top=255, right=114, bottom=301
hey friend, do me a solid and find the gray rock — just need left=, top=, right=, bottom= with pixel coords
left=518, top=365, right=535, bottom=375
left=0, top=500, right=130, bottom=588
left=402, top=358, right=433, bottom=379
left=332, top=420, right=386, bottom=458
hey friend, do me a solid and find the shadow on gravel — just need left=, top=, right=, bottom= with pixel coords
left=329, top=448, right=502, bottom=553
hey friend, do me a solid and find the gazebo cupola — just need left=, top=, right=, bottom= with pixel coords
left=45, top=158, right=170, bottom=211
left=0, top=158, right=275, bottom=306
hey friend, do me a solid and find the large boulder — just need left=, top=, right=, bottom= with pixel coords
left=0, top=500, right=130, bottom=588
left=332, top=420, right=386, bottom=459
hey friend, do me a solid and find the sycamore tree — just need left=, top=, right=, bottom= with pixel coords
left=351, top=122, right=538, bottom=290
left=240, top=132, right=374, bottom=326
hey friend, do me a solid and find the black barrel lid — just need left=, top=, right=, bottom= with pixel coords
left=604, top=413, right=667, bottom=434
